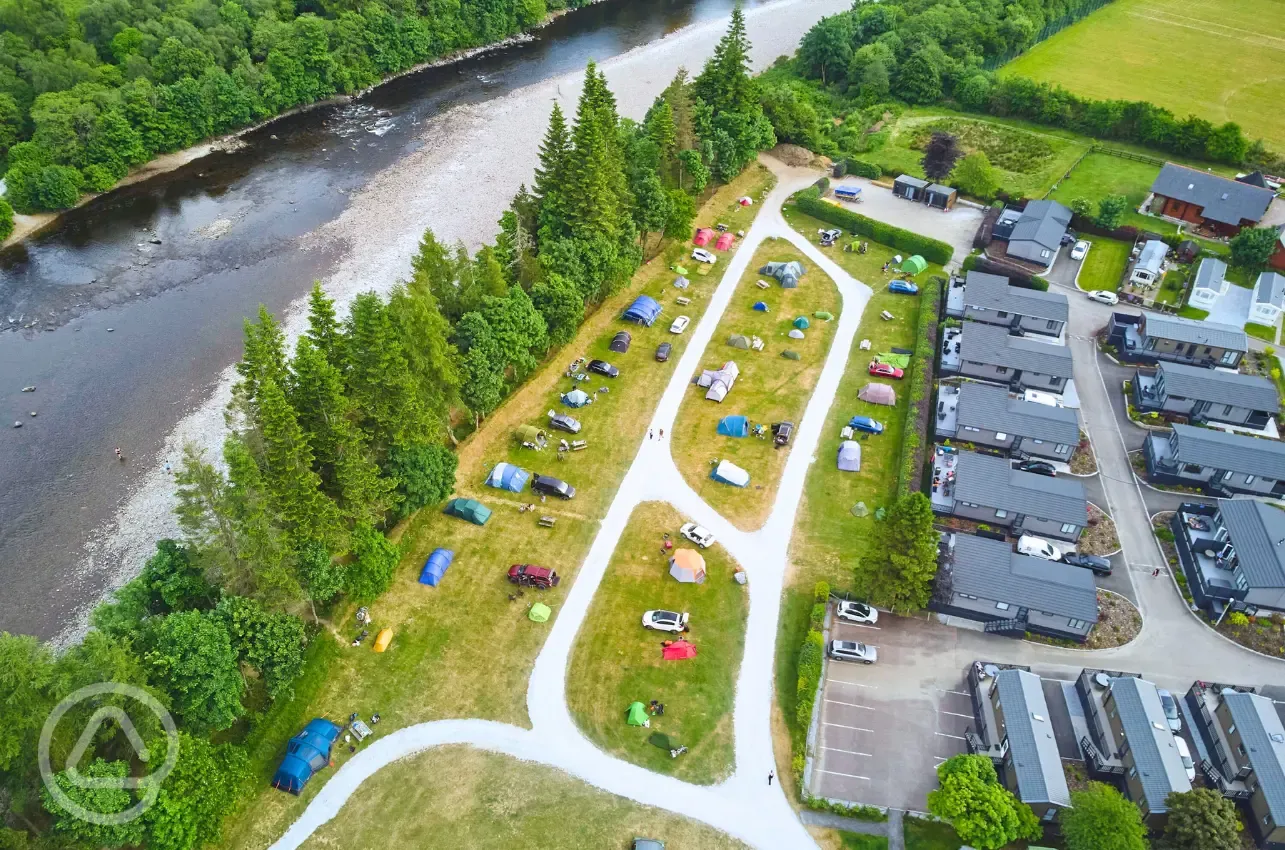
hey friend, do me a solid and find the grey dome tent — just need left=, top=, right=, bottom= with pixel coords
left=709, top=459, right=750, bottom=487
left=697, top=361, right=740, bottom=402
left=760, top=260, right=806, bottom=288
left=621, top=295, right=662, bottom=326
left=561, top=388, right=591, bottom=408
left=609, top=331, right=631, bottom=353
left=788, top=329, right=805, bottom=340
left=727, top=334, right=750, bottom=349
left=781, top=350, right=801, bottom=360
left=793, top=316, right=810, bottom=329
left=717, top=415, right=749, bottom=437
left=837, top=441, right=862, bottom=472
left=858, top=383, right=897, bottom=406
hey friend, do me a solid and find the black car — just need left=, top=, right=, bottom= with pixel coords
left=655, top=342, right=672, bottom=362
left=548, top=413, right=581, bottom=434
left=1061, top=552, right=1112, bottom=575
left=532, top=474, right=576, bottom=500
left=587, top=359, right=619, bottom=378
left=772, top=421, right=793, bottom=447
left=1013, top=459, right=1057, bottom=477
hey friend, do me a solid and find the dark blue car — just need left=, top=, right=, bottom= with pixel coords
left=849, top=416, right=884, bottom=434
left=888, top=280, right=919, bottom=294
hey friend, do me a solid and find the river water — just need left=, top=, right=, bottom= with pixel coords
left=0, top=0, right=843, bottom=641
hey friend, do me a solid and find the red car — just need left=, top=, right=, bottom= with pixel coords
left=868, top=361, right=904, bottom=379
left=508, top=564, right=560, bottom=589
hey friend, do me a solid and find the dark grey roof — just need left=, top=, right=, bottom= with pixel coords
left=1009, top=200, right=1073, bottom=253
left=1255, top=272, right=1285, bottom=308
left=1193, top=257, right=1227, bottom=292
left=994, top=669, right=1072, bottom=807
left=926, top=183, right=956, bottom=196
left=1215, top=499, right=1285, bottom=589
left=1151, top=163, right=1274, bottom=226
left=963, top=271, right=1069, bottom=324
left=947, top=533, right=1098, bottom=620
left=953, top=450, right=1088, bottom=525
left=1155, top=362, right=1279, bottom=413
left=1222, top=691, right=1285, bottom=823
left=895, top=174, right=929, bottom=189
left=1171, top=423, right=1285, bottom=479
left=955, top=381, right=1080, bottom=445
left=960, top=322, right=1075, bottom=379
left=1142, top=313, right=1248, bottom=351
left=1109, top=677, right=1193, bottom=810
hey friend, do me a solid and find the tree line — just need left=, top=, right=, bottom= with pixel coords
left=0, top=11, right=774, bottom=848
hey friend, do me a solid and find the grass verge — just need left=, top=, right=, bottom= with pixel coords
left=1075, top=237, right=1130, bottom=292
left=1246, top=322, right=1276, bottom=343
left=902, top=816, right=962, bottom=850
left=1178, top=305, right=1210, bottom=321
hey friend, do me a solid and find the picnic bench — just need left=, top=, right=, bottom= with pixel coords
left=675, top=296, right=692, bottom=306
left=755, top=280, right=770, bottom=289
left=539, top=516, right=556, bottom=528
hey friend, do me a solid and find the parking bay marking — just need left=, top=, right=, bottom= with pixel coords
left=939, top=710, right=972, bottom=719
left=935, top=732, right=966, bottom=740
left=936, top=688, right=969, bottom=697
left=823, top=746, right=873, bottom=757
left=827, top=678, right=875, bottom=688
left=825, top=699, right=874, bottom=710
left=824, top=722, right=874, bottom=733
left=816, top=769, right=871, bottom=781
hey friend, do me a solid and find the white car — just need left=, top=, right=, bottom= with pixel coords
left=835, top=601, right=879, bottom=625
left=679, top=522, right=715, bottom=548
left=1173, top=735, right=1196, bottom=782
left=1070, top=240, right=1090, bottom=261
left=669, top=315, right=690, bottom=334
left=1087, top=290, right=1119, bottom=305
left=828, top=640, right=877, bottom=664
left=692, top=248, right=716, bottom=264
left=642, top=610, right=689, bottom=633
left=1017, top=535, right=1063, bottom=561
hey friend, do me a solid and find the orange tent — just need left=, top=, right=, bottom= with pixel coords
left=662, top=641, right=698, bottom=660
left=668, top=549, right=706, bottom=584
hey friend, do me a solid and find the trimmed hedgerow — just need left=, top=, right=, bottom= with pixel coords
left=795, top=192, right=954, bottom=265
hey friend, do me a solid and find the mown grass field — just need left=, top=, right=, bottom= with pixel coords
left=1076, top=236, right=1131, bottom=292
left=1003, top=0, right=1285, bottom=144
left=298, top=746, right=749, bottom=849
left=565, top=502, right=748, bottom=785
left=670, top=241, right=841, bottom=530
left=217, top=164, right=776, bottom=850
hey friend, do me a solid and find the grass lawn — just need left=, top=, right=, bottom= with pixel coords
left=1047, top=152, right=1177, bottom=234
left=565, top=502, right=748, bottom=785
left=1246, top=322, right=1276, bottom=342
left=1226, top=265, right=1256, bottom=289
left=902, top=816, right=962, bottom=850
left=1002, top=0, right=1285, bottom=144
left=297, top=746, right=749, bottom=850
left=216, top=165, right=775, bottom=850
left=840, top=832, right=890, bottom=850
left=1076, top=237, right=1130, bottom=292
left=1179, top=305, right=1210, bottom=321
left=670, top=241, right=841, bottom=530
left=1154, top=268, right=1188, bottom=306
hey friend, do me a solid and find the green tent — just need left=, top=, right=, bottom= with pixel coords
left=444, top=497, right=491, bottom=526
left=514, top=424, right=547, bottom=448
left=900, top=255, right=928, bottom=275
left=728, top=334, right=750, bottom=349
left=793, top=316, right=810, bottom=329
left=813, top=311, right=833, bottom=321
left=528, top=602, right=551, bottom=623
left=781, top=350, right=801, bottom=360
left=626, top=702, right=649, bottom=726
left=671, top=264, right=689, bottom=276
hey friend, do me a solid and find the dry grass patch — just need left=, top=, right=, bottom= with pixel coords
left=1085, top=590, right=1141, bottom=649
left=1080, top=503, right=1120, bottom=555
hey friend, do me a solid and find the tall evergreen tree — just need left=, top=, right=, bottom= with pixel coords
left=304, top=282, right=345, bottom=370
left=173, top=443, right=243, bottom=574
left=533, top=100, right=572, bottom=239
left=646, top=98, right=679, bottom=185
left=662, top=68, right=698, bottom=152
left=387, top=282, right=461, bottom=444
left=234, top=305, right=288, bottom=408
left=344, top=292, right=430, bottom=453
left=287, top=337, right=350, bottom=472
left=221, top=434, right=298, bottom=605
left=695, top=6, right=756, bottom=115
left=409, top=228, right=463, bottom=322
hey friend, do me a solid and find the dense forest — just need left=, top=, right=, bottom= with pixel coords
left=0, top=10, right=775, bottom=848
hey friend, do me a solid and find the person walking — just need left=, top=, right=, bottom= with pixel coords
left=659, top=428, right=664, bottom=439
left=1152, top=567, right=1161, bottom=577
left=648, top=429, right=654, bottom=440
left=767, top=770, right=774, bottom=786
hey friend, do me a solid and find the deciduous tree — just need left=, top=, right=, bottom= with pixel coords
left=927, top=754, right=1041, bottom=850
left=1230, top=226, right=1279, bottom=270
left=144, top=733, right=249, bottom=850
left=950, top=151, right=997, bottom=199
left=1060, top=782, right=1148, bottom=850
left=345, top=522, right=400, bottom=603
left=920, top=131, right=962, bottom=181
left=1163, top=787, right=1242, bottom=850
left=860, top=492, right=938, bottom=611
left=1095, top=194, right=1129, bottom=230
left=143, top=610, right=244, bottom=732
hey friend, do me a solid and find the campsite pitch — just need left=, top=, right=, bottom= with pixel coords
left=669, top=242, right=841, bottom=531
left=565, top=502, right=749, bottom=786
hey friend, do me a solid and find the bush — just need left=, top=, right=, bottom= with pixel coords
left=813, top=177, right=830, bottom=193
left=846, top=158, right=882, bottom=179
left=795, top=192, right=953, bottom=264
left=1155, top=526, right=1175, bottom=542
left=813, top=580, right=831, bottom=603
left=1028, top=276, right=1050, bottom=291
left=795, top=629, right=825, bottom=730
left=809, top=602, right=826, bottom=631
left=803, top=793, right=889, bottom=822
left=0, top=198, right=13, bottom=242
left=897, top=278, right=942, bottom=495
left=1227, top=612, right=1250, bottom=626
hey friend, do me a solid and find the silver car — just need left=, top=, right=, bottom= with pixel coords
left=828, top=640, right=877, bottom=664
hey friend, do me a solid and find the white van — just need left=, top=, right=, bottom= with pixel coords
left=1017, top=535, right=1063, bottom=561
left=1023, top=389, right=1063, bottom=408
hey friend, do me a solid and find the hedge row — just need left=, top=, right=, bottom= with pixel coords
left=795, top=629, right=825, bottom=730
left=796, top=191, right=954, bottom=265
left=896, top=277, right=943, bottom=496
left=803, top=794, right=889, bottom=823
left=846, top=158, right=882, bottom=179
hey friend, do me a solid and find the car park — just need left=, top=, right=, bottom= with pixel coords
left=1017, top=535, right=1063, bottom=561
left=507, top=564, right=560, bottom=589
left=532, top=475, right=576, bottom=500
left=1070, top=240, right=1089, bottom=261
left=654, top=342, right=672, bottom=362
left=868, top=362, right=904, bottom=379
left=1013, top=459, right=1056, bottom=477
left=888, top=280, right=918, bottom=295
left=1061, top=552, right=1112, bottom=575
left=772, top=420, right=793, bottom=447
left=828, top=640, right=877, bottom=664
left=548, top=413, right=581, bottom=434
left=587, top=359, right=619, bottom=378
left=669, top=315, right=690, bottom=334
left=641, top=610, right=689, bottom=633
left=848, top=415, right=884, bottom=434
left=835, top=600, right=878, bottom=625
left=680, top=522, right=715, bottom=548
left=1158, top=688, right=1182, bottom=732
left=692, top=248, right=716, bottom=264
left=1174, top=735, right=1196, bottom=781
left=1087, top=290, right=1119, bottom=305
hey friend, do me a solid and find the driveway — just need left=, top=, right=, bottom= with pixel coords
left=1203, top=283, right=1253, bottom=328
left=830, top=177, right=984, bottom=269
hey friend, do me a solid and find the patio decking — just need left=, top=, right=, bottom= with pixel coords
left=930, top=446, right=958, bottom=512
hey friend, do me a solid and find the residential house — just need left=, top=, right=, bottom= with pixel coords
left=946, top=271, right=1069, bottom=337
left=1106, top=311, right=1248, bottom=368
left=999, top=200, right=1073, bottom=267
left=948, top=322, right=1074, bottom=393
left=939, top=381, right=1080, bottom=462
left=1150, top=162, right=1275, bottom=237
left=1269, top=225, right=1285, bottom=273
left=933, top=533, right=1098, bottom=640
left=1143, top=423, right=1285, bottom=497
left=1170, top=500, right=1285, bottom=616
left=1188, top=257, right=1230, bottom=310
left=1129, top=240, right=1168, bottom=287
left=893, top=174, right=929, bottom=201
left=1252, top=271, right=1285, bottom=326
left=930, top=449, right=1088, bottom=540
left=1132, top=361, right=1279, bottom=429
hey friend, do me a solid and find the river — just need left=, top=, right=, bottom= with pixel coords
left=0, top=0, right=845, bottom=641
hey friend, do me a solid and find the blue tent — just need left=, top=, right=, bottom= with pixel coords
left=752, top=301, right=769, bottom=312
left=562, top=388, right=591, bottom=408
left=418, top=548, right=454, bottom=587
left=485, top=462, right=529, bottom=493
left=717, top=415, right=749, bottom=437
left=621, top=295, right=662, bottom=326
left=272, top=719, right=341, bottom=795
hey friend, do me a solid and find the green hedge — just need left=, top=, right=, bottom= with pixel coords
left=803, top=794, right=889, bottom=822
left=795, top=629, right=825, bottom=729
left=846, top=158, right=882, bottom=179
left=795, top=193, right=954, bottom=265
left=809, top=603, right=826, bottom=631
left=896, top=278, right=943, bottom=496
left=814, top=580, right=831, bottom=603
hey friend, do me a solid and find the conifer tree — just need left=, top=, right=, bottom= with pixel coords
left=221, top=435, right=300, bottom=605
left=304, top=283, right=344, bottom=370
left=344, top=292, right=430, bottom=453
left=646, top=98, right=678, bottom=184
left=533, top=100, right=571, bottom=238
left=662, top=68, right=698, bottom=152
left=695, top=6, right=756, bottom=115
left=409, top=228, right=462, bottom=322
left=287, top=338, right=349, bottom=471
left=387, top=282, right=460, bottom=444
left=234, top=306, right=288, bottom=408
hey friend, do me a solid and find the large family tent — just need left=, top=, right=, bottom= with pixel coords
left=760, top=261, right=805, bottom=288
left=514, top=424, right=547, bottom=449
left=900, top=255, right=928, bottom=275
left=717, top=415, right=749, bottom=437
left=444, top=498, right=491, bottom=526
left=693, top=228, right=714, bottom=246
left=621, top=295, right=663, bottom=326
left=418, top=548, right=455, bottom=586
left=271, top=719, right=341, bottom=795
left=727, top=334, right=750, bottom=350
left=858, top=383, right=897, bottom=406
left=710, top=459, right=750, bottom=487
left=561, top=388, right=591, bottom=408
left=626, top=702, right=650, bottom=726
left=788, top=329, right=805, bottom=340
left=837, top=441, right=862, bottom=472
left=793, top=316, right=810, bottom=330
left=485, top=462, right=529, bottom=493
left=609, top=331, right=632, bottom=353
left=662, top=641, right=698, bottom=660
left=669, top=549, right=707, bottom=584
left=528, top=602, right=551, bottom=623
left=715, top=232, right=734, bottom=251
left=697, top=361, right=740, bottom=402
left=781, top=350, right=801, bottom=360
left=752, top=301, right=769, bottom=312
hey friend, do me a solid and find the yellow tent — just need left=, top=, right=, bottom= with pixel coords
left=373, top=628, right=393, bottom=652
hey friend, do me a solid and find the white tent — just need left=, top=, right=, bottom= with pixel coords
left=837, top=441, right=862, bottom=472
left=710, top=459, right=750, bottom=487
left=697, top=361, right=740, bottom=402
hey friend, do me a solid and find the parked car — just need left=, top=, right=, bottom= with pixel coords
left=692, top=248, right=716, bottom=264
left=1070, top=240, right=1090, bottom=261
left=655, top=342, right=672, bottom=362
left=772, top=420, right=793, bottom=447
left=548, top=413, right=581, bottom=434
left=1014, top=459, right=1057, bottom=477
left=1174, top=735, right=1196, bottom=782
left=507, top=564, right=560, bottom=589
left=848, top=415, right=884, bottom=434
left=1158, top=688, right=1182, bottom=733
left=868, top=361, right=904, bottom=379
left=532, top=474, right=576, bottom=500
left=1017, top=535, right=1063, bottom=561
left=835, top=600, right=878, bottom=625
left=641, top=610, right=689, bottom=633
left=818, top=228, right=842, bottom=241
left=1061, top=552, right=1113, bottom=575
left=669, top=315, right=690, bottom=334
left=587, top=359, right=619, bottom=378
left=680, top=522, right=715, bottom=548
left=1087, top=290, right=1119, bottom=305
left=828, top=640, right=877, bottom=664
left=888, top=280, right=918, bottom=295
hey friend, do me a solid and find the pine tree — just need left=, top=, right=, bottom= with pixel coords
left=173, top=443, right=243, bottom=572
left=473, top=246, right=509, bottom=300
left=332, top=421, right=398, bottom=528
left=234, top=306, right=288, bottom=408
left=860, top=492, right=939, bottom=612
left=662, top=68, right=698, bottom=152
left=344, top=292, right=430, bottom=453
left=287, top=337, right=350, bottom=471
left=387, top=282, right=460, bottom=444
left=304, top=282, right=345, bottom=370
left=695, top=5, right=755, bottom=115
left=646, top=98, right=678, bottom=185
left=409, top=228, right=462, bottom=322
left=220, top=435, right=300, bottom=606
left=566, top=63, right=628, bottom=241
left=533, top=100, right=572, bottom=239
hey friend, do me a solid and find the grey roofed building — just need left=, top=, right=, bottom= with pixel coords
left=959, top=322, right=1075, bottom=378
left=1153, top=361, right=1280, bottom=413
left=1214, top=498, right=1285, bottom=592
left=895, top=174, right=929, bottom=189
left=947, top=533, right=1098, bottom=622
left=1109, top=676, right=1193, bottom=812
left=955, top=381, right=1080, bottom=445
left=1255, top=271, right=1285, bottom=308
left=1143, top=313, right=1249, bottom=352
left=953, top=450, right=1088, bottom=526
left=993, top=669, right=1073, bottom=808
left=1221, top=691, right=1285, bottom=826
left=1193, top=256, right=1228, bottom=292
left=1135, top=240, right=1167, bottom=278
left=1151, top=162, right=1274, bottom=227
left=961, top=271, right=1069, bottom=324
left=1005, top=200, right=1073, bottom=264
left=1167, top=423, right=1285, bottom=480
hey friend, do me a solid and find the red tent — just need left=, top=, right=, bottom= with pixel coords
left=693, top=228, right=714, bottom=247
left=662, top=642, right=698, bottom=660
left=715, top=232, right=734, bottom=251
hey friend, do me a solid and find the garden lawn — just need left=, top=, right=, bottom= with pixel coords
left=840, top=833, right=890, bottom=850
left=216, top=165, right=775, bottom=850
left=1179, top=305, right=1210, bottom=320
left=1154, top=268, right=1187, bottom=306
left=669, top=241, right=840, bottom=531
left=1048, top=152, right=1174, bottom=234
left=565, top=502, right=748, bottom=785
left=1075, top=236, right=1130, bottom=292
left=298, top=746, right=749, bottom=850
left=1245, top=322, right=1276, bottom=342
left=902, top=816, right=962, bottom=850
